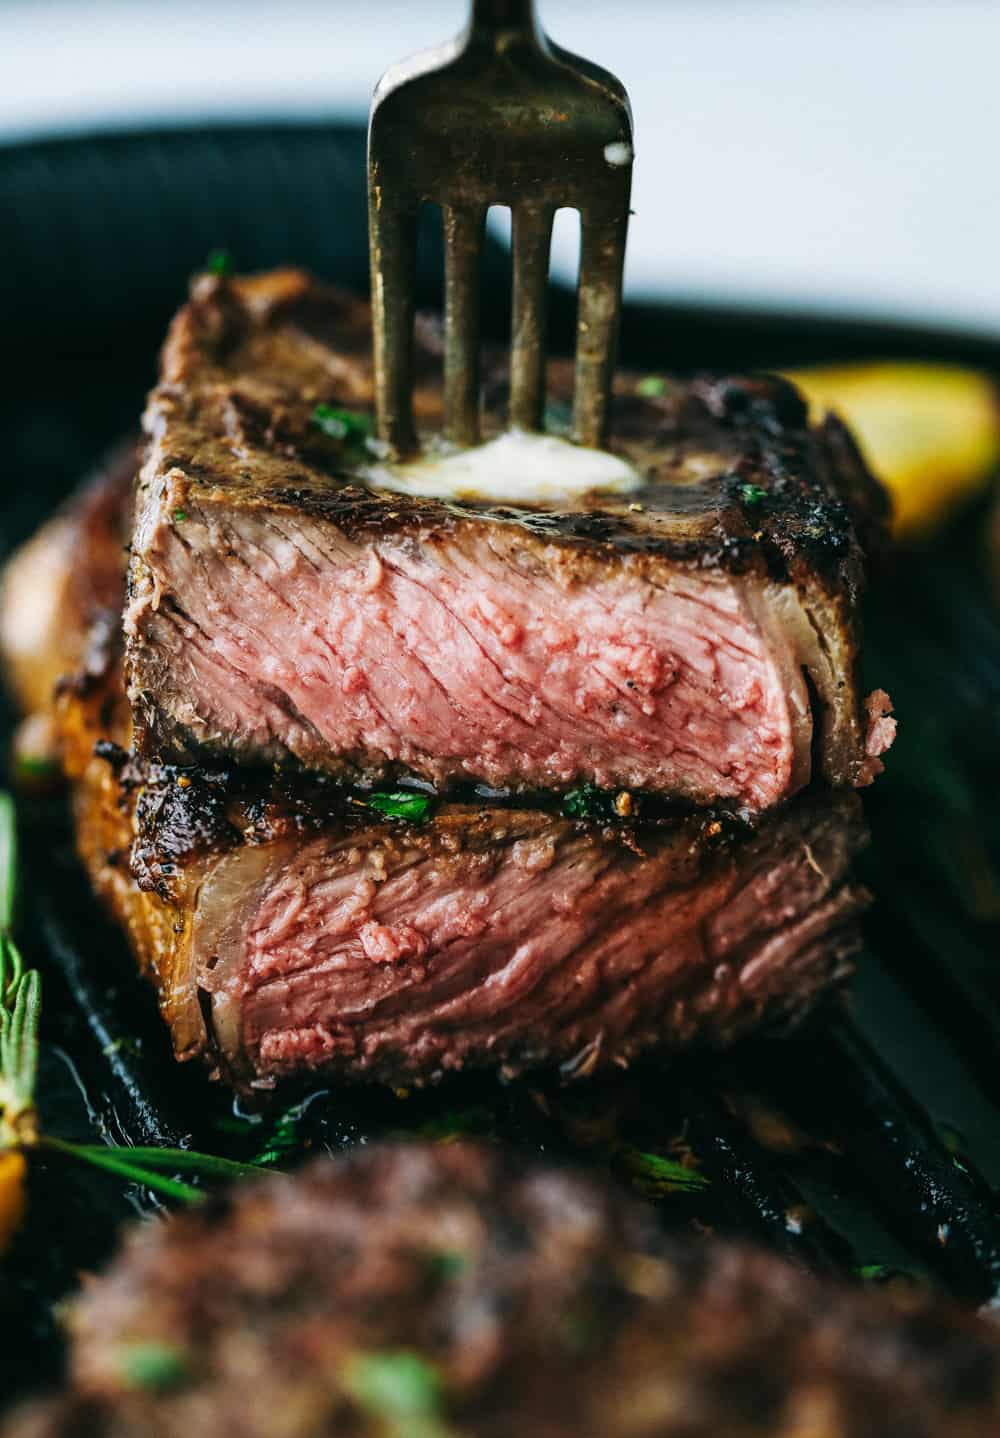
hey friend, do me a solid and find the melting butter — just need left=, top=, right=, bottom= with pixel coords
left=364, top=430, right=642, bottom=505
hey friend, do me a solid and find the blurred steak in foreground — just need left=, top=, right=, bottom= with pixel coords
left=124, top=270, right=893, bottom=809
left=6, top=1142, right=1000, bottom=1437
left=0, top=450, right=868, bottom=1091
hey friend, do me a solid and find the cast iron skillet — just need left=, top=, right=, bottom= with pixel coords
left=1, top=122, right=999, bottom=1411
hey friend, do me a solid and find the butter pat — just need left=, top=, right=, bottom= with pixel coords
left=365, top=430, right=642, bottom=505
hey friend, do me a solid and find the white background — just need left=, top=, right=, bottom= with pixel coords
left=3, top=0, right=1000, bottom=332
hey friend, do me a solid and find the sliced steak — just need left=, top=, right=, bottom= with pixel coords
left=85, top=743, right=868, bottom=1090
left=0, top=439, right=136, bottom=718
left=1, top=450, right=869, bottom=1091
left=124, top=269, right=894, bottom=808
left=8, top=1142, right=1000, bottom=1438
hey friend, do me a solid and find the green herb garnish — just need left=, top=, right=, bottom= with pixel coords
left=205, top=249, right=232, bottom=277
left=562, top=785, right=609, bottom=821
left=252, top=1097, right=310, bottom=1167
left=617, top=1145, right=709, bottom=1194
left=636, top=375, right=668, bottom=398
left=364, top=790, right=432, bottom=823
left=342, top=1352, right=448, bottom=1436
left=0, top=939, right=40, bottom=1151
left=425, top=1250, right=467, bottom=1283
left=738, top=482, right=767, bottom=506
left=312, top=404, right=374, bottom=447
left=119, top=1342, right=191, bottom=1392
left=856, top=1264, right=892, bottom=1281
left=173, top=508, right=188, bottom=523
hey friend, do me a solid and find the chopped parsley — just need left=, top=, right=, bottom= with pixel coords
left=562, top=785, right=611, bottom=821
left=617, top=1146, right=709, bottom=1194
left=636, top=375, right=668, bottom=398
left=311, top=404, right=374, bottom=447
left=738, top=482, right=767, bottom=506
left=342, top=1351, right=444, bottom=1425
left=205, top=249, right=232, bottom=277
left=118, top=1342, right=191, bottom=1392
left=172, top=508, right=188, bottom=523
left=364, top=790, right=432, bottom=823
left=251, top=1097, right=310, bottom=1167
left=425, top=1249, right=467, bottom=1283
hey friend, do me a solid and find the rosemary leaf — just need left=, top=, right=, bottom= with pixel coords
left=9, top=969, right=40, bottom=1106
left=42, top=1138, right=207, bottom=1205
left=94, top=1146, right=264, bottom=1181
left=0, top=934, right=23, bottom=1006
left=0, top=793, right=16, bottom=933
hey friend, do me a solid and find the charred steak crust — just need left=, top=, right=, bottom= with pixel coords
left=0, top=443, right=872, bottom=1092
left=124, top=270, right=892, bottom=806
left=9, top=1143, right=1000, bottom=1438
left=72, top=663, right=869, bottom=1090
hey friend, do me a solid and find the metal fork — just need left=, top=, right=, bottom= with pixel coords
left=368, top=0, right=633, bottom=457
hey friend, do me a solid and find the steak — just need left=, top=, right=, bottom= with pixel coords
left=7, top=1142, right=1000, bottom=1437
left=0, top=439, right=136, bottom=719
left=1, top=450, right=869, bottom=1091
left=124, top=269, right=894, bottom=809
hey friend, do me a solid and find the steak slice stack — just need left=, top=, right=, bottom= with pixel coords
left=125, top=270, right=893, bottom=809
left=2, top=448, right=868, bottom=1090
left=6, top=1142, right=1000, bottom=1438
left=0, top=267, right=894, bottom=1088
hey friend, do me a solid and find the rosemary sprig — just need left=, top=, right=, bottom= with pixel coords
left=0, top=951, right=40, bottom=1147
left=40, top=1138, right=207, bottom=1205
left=0, top=792, right=275, bottom=1226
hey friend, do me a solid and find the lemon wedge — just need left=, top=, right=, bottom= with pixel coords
left=785, top=363, right=1000, bottom=538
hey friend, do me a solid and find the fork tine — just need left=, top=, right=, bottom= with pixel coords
left=369, top=199, right=419, bottom=455
left=443, top=203, right=488, bottom=448
left=573, top=211, right=629, bottom=448
left=510, top=201, right=555, bottom=431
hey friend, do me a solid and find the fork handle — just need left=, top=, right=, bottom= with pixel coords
left=469, top=0, right=540, bottom=38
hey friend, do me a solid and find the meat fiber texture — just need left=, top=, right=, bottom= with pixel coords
left=6, top=1143, right=1000, bottom=1438
left=124, top=269, right=894, bottom=810
left=0, top=451, right=869, bottom=1092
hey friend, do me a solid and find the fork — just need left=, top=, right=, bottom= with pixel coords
left=367, top=0, right=633, bottom=457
